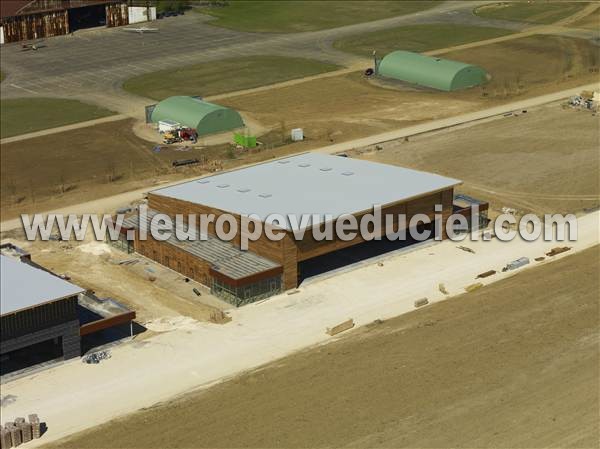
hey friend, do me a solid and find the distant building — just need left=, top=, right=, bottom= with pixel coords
left=376, top=50, right=488, bottom=91
left=0, top=1, right=156, bottom=44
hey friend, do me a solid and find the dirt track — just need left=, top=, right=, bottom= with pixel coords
left=48, top=246, right=599, bottom=448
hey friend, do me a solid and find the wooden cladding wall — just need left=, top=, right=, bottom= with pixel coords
left=134, top=233, right=212, bottom=286
left=2, top=10, right=68, bottom=42
left=17, top=1, right=119, bottom=15
left=105, top=2, right=127, bottom=27
left=148, top=188, right=454, bottom=290
left=295, top=189, right=454, bottom=261
left=147, top=193, right=298, bottom=288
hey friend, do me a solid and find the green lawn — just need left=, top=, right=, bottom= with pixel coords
left=122, top=56, right=341, bottom=101
left=333, top=23, right=514, bottom=57
left=194, top=1, right=437, bottom=33
left=0, top=98, right=115, bottom=139
left=473, top=2, right=589, bottom=24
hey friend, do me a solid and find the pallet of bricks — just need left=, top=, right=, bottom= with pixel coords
left=0, top=414, right=41, bottom=448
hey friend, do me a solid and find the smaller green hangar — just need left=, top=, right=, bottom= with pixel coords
left=377, top=51, right=488, bottom=91
left=150, top=96, right=244, bottom=136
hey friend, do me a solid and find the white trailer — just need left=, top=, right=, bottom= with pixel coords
left=128, top=6, right=157, bottom=24
left=158, top=120, right=181, bottom=133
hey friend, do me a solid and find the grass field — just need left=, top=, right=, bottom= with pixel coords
left=122, top=56, right=340, bottom=101
left=0, top=98, right=115, bottom=138
left=49, top=246, right=599, bottom=448
left=441, top=34, right=599, bottom=95
left=333, top=23, right=514, bottom=57
left=474, top=2, right=589, bottom=24
left=194, top=1, right=436, bottom=33
left=571, top=5, right=600, bottom=30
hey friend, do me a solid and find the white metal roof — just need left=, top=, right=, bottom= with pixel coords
left=0, top=255, right=84, bottom=316
left=151, top=153, right=461, bottom=231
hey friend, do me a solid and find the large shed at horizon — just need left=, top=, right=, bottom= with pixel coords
left=377, top=50, right=488, bottom=91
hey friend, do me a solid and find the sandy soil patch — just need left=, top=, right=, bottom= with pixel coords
left=47, top=246, right=599, bottom=448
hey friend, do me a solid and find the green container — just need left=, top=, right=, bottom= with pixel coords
left=234, top=132, right=257, bottom=148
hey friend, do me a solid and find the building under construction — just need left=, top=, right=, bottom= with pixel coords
left=0, top=245, right=136, bottom=375
left=0, top=1, right=156, bottom=44
left=124, top=153, right=462, bottom=306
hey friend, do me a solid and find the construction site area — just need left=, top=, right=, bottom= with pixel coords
left=0, top=1, right=599, bottom=448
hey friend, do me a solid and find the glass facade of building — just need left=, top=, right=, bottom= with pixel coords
left=211, top=275, right=282, bottom=307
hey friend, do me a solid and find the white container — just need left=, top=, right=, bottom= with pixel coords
left=291, top=128, right=304, bottom=142
left=128, top=6, right=157, bottom=23
left=158, top=120, right=181, bottom=133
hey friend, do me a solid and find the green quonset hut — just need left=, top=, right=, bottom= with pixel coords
left=377, top=51, right=487, bottom=91
left=150, top=96, right=244, bottom=136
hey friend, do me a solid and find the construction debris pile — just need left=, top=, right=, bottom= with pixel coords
left=0, top=415, right=42, bottom=448
left=158, top=121, right=198, bottom=144
left=567, top=90, right=599, bottom=111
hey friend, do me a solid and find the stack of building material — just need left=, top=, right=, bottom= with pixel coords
left=17, top=423, right=31, bottom=445
left=1, top=426, right=13, bottom=449
left=4, top=422, right=21, bottom=447
left=28, top=415, right=41, bottom=439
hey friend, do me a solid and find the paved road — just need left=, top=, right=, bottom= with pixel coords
left=2, top=209, right=598, bottom=447
left=2, top=82, right=597, bottom=233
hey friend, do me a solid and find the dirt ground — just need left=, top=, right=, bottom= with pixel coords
left=353, top=103, right=600, bottom=216
left=47, top=246, right=600, bottom=448
left=0, top=119, right=202, bottom=218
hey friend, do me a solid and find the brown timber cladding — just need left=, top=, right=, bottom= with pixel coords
left=146, top=187, right=454, bottom=290
left=1, top=1, right=128, bottom=43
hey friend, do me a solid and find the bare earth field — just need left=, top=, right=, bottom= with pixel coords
left=47, top=245, right=600, bottom=448
left=0, top=119, right=207, bottom=219
left=353, top=103, right=600, bottom=216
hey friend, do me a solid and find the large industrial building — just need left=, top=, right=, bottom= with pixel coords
left=124, top=154, right=461, bottom=306
left=149, top=96, right=245, bottom=137
left=0, top=0, right=156, bottom=44
left=376, top=50, right=488, bottom=91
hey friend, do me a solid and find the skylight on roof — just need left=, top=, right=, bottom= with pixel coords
left=258, top=193, right=272, bottom=198
left=341, top=171, right=354, bottom=176
left=237, top=188, right=251, bottom=193
left=197, top=179, right=210, bottom=184
left=298, top=163, right=311, bottom=168
left=277, top=160, right=290, bottom=164
left=217, top=184, right=229, bottom=188
left=320, top=167, right=332, bottom=172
